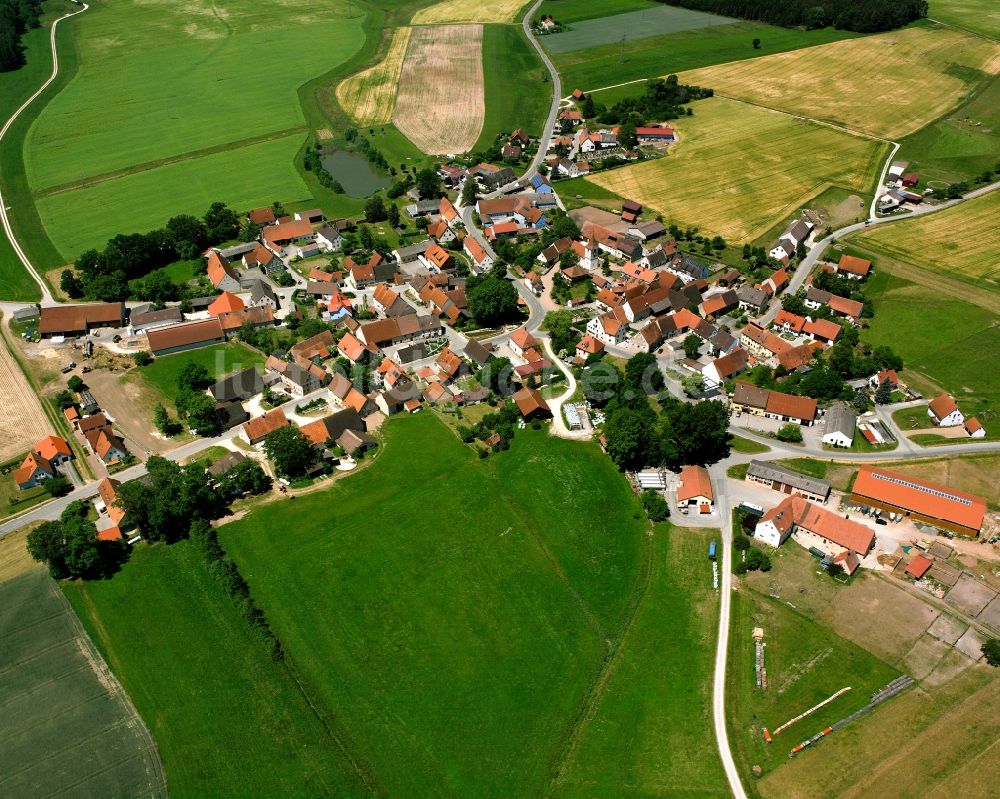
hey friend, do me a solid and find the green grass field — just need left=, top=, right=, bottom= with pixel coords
left=552, top=524, right=728, bottom=797
left=0, top=1, right=79, bottom=299
left=541, top=0, right=657, bottom=25
left=864, top=269, right=1000, bottom=417
left=929, top=0, right=1000, bottom=38
left=588, top=96, right=886, bottom=242
left=65, top=541, right=369, bottom=797
left=37, top=134, right=311, bottom=258
left=23, top=0, right=366, bottom=264
left=218, top=414, right=650, bottom=795
left=851, top=190, right=1000, bottom=292
left=554, top=22, right=858, bottom=93
left=727, top=581, right=900, bottom=787
left=477, top=24, right=551, bottom=149
left=127, top=342, right=264, bottom=404
left=897, top=74, right=1000, bottom=185
left=542, top=3, right=736, bottom=53
left=2, top=569, right=166, bottom=797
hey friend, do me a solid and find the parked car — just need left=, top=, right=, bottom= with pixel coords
left=876, top=518, right=887, bottom=526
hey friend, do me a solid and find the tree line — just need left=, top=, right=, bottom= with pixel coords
left=61, top=202, right=242, bottom=302
left=0, top=0, right=41, bottom=72
left=654, top=0, right=927, bottom=32
left=584, top=76, right=713, bottom=127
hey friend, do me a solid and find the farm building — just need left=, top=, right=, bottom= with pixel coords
left=146, top=319, right=225, bottom=356
left=731, top=382, right=818, bottom=425
left=906, top=555, right=933, bottom=580
left=676, top=465, right=713, bottom=510
left=754, top=495, right=874, bottom=557
left=129, top=307, right=183, bottom=332
left=745, top=461, right=831, bottom=503
left=210, top=368, right=263, bottom=402
left=822, top=401, right=856, bottom=447
left=850, top=466, right=987, bottom=536
left=241, top=408, right=289, bottom=445
left=513, top=387, right=550, bottom=420
left=39, top=303, right=126, bottom=337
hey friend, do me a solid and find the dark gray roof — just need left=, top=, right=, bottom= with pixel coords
left=207, top=450, right=247, bottom=476
left=462, top=338, right=493, bottom=365
left=210, top=368, right=263, bottom=402
left=805, top=287, right=832, bottom=304
left=396, top=342, right=427, bottom=363
left=12, top=306, right=39, bottom=321
left=747, top=460, right=831, bottom=498
left=283, top=362, right=317, bottom=388
left=218, top=242, right=257, bottom=259
left=215, top=400, right=251, bottom=431
left=737, top=285, right=769, bottom=308
left=250, top=279, right=277, bottom=305
left=130, top=307, right=183, bottom=327
left=824, top=401, right=857, bottom=440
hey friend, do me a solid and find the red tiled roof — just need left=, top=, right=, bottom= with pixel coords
left=852, top=466, right=986, bottom=532
left=677, top=465, right=713, bottom=502
left=906, top=555, right=933, bottom=579
left=242, top=408, right=288, bottom=442
left=804, top=318, right=841, bottom=342
left=146, top=319, right=225, bottom=353
left=208, top=291, right=245, bottom=317
left=261, top=219, right=313, bottom=244
left=928, top=392, right=959, bottom=421
left=35, top=436, right=71, bottom=462
left=837, top=254, right=871, bottom=276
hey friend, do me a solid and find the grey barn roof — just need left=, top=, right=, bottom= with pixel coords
left=824, top=401, right=857, bottom=440
left=747, top=460, right=832, bottom=498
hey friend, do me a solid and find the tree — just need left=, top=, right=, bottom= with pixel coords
left=183, top=392, right=222, bottom=436
left=776, top=423, right=803, bottom=443
left=874, top=379, right=893, bottom=405
left=752, top=37, right=761, bottom=48
left=617, top=121, right=638, bottom=149
left=625, top=352, right=664, bottom=394
left=733, top=535, right=751, bottom=551
left=153, top=403, right=182, bottom=437
left=682, top=373, right=705, bottom=397
left=544, top=311, right=580, bottom=354
left=983, top=638, right=1000, bottom=667
left=387, top=203, right=400, bottom=228
left=177, top=362, right=212, bottom=393
left=53, top=390, right=76, bottom=410
left=826, top=562, right=844, bottom=578
left=604, top=408, right=657, bottom=470
left=460, top=177, right=478, bottom=207
left=415, top=168, right=441, bottom=198
left=116, top=456, right=221, bottom=543
left=66, top=375, right=84, bottom=392
left=263, top=426, right=314, bottom=478
left=364, top=194, right=387, bottom=222
left=60, top=269, right=84, bottom=298
left=133, top=350, right=153, bottom=367
left=203, top=202, right=240, bottom=242
left=478, top=356, right=513, bottom=395
left=581, top=94, right=595, bottom=118
left=217, top=459, right=271, bottom=497
left=641, top=489, right=670, bottom=521
left=26, top=502, right=103, bottom=579
left=43, top=475, right=71, bottom=497
left=466, top=275, right=519, bottom=326
left=683, top=333, right=702, bottom=360
left=659, top=400, right=730, bottom=466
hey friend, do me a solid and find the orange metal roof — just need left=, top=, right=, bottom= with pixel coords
left=853, top=466, right=986, bottom=532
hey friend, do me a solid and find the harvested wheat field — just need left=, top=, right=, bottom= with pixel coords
left=412, top=0, right=528, bottom=25
left=852, top=190, right=1000, bottom=290
left=679, top=26, right=1000, bottom=139
left=587, top=96, right=886, bottom=242
left=394, top=25, right=485, bottom=155
left=337, top=27, right=411, bottom=126
left=0, top=327, right=52, bottom=462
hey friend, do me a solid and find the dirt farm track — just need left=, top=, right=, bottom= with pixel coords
left=0, top=321, right=52, bottom=462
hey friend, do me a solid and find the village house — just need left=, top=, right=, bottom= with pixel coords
left=834, top=254, right=872, bottom=280
left=513, top=386, right=551, bottom=420
left=206, top=251, right=243, bottom=293
left=803, top=317, right=842, bottom=345
left=737, top=285, right=769, bottom=314
left=210, top=367, right=263, bottom=402
left=768, top=219, right=812, bottom=263
left=575, top=334, right=605, bottom=361
left=463, top=237, right=493, bottom=273
left=927, top=393, right=964, bottom=426
left=731, top=382, right=818, bottom=425
left=262, top=219, right=318, bottom=258
left=587, top=309, right=630, bottom=346
left=701, top=348, right=749, bottom=389
left=754, top=495, right=874, bottom=558
left=508, top=327, right=539, bottom=359
left=241, top=408, right=289, bottom=445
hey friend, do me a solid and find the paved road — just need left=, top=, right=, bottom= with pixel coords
left=0, top=3, right=90, bottom=305
left=521, top=0, right=562, bottom=179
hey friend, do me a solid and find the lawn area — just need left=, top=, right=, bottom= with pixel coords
left=26, top=0, right=363, bottom=190
left=476, top=23, right=551, bottom=149
left=850, top=190, right=1000, bottom=293
left=64, top=542, right=368, bottom=797
left=542, top=3, right=736, bottom=53
left=896, top=74, right=1000, bottom=185
left=554, top=21, right=858, bottom=93
left=219, top=413, right=650, bottom=796
left=2, top=569, right=166, bottom=798
left=158, top=258, right=201, bottom=285
left=729, top=435, right=771, bottom=454
left=551, top=525, right=728, bottom=797
left=929, top=0, right=1000, bottom=38
left=540, top=0, right=656, bottom=25
left=587, top=96, right=886, bottom=242
left=679, top=25, right=1000, bottom=140
left=863, top=269, right=1000, bottom=412
left=0, top=467, right=50, bottom=522
left=36, top=134, right=312, bottom=259
left=727, top=585, right=901, bottom=787
left=127, top=343, right=264, bottom=405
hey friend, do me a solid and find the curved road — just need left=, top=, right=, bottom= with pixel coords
left=521, top=0, right=562, bottom=179
left=0, top=2, right=90, bottom=305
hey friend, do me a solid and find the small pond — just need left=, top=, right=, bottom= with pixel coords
left=320, top=149, right=389, bottom=198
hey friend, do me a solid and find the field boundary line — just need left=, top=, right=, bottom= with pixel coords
left=34, top=126, right=309, bottom=198
left=0, top=3, right=91, bottom=303
left=544, top=526, right=655, bottom=796
left=926, top=17, right=999, bottom=43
